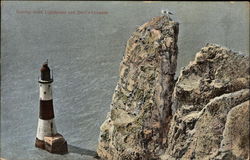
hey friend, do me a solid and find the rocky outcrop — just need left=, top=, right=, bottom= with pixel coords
left=97, top=15, right=179, bottom=159
left=215, top=100, right=249, bottom=160
left=162, top=44, right=249, bottom=160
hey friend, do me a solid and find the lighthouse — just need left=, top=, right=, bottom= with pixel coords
left=35, top=61, right=68, bottom=154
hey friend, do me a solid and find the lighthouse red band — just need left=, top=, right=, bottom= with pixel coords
left=35, top=61, right=57, bottom=149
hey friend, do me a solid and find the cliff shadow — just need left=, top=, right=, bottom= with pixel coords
left=68, top=144, right=100, bottom=159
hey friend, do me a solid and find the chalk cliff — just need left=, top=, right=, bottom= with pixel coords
left=97, top=15, right=179, bottom=159
left=97, top=15, right=249, bottom=160
left=162, top=44, right=249, bottom=160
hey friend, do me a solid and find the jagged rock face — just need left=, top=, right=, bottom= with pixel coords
left=97, top=16, right=179, bottom=160
left=162, top=44, right=249, bottom=160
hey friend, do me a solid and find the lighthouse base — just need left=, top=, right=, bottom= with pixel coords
left=35, top=138, right=45, bottom=149
left=35, top=133, right=68, bottom=155
left=44, top=133, right=68, bottom=155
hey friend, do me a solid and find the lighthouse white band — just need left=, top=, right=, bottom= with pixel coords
left=39, top=83, right=53, bottom=100
left=36, top=118, right=57, bottom=140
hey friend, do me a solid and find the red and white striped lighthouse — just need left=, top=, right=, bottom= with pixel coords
left=35, top=61, right=68, bottom=154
